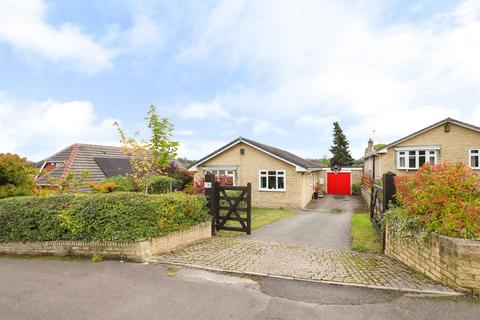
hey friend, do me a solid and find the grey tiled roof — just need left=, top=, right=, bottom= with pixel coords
left=191, top=137, right=319, bottom=170
left=35, top=144, right=129, bottom=187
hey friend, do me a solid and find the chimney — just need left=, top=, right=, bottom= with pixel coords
left=367, top=138, right=374, bottom=153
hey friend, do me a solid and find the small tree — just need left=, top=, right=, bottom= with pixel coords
left=329, top=122, right=354, bottom=166
left=114, top=105, right=179, bottom=193
left=0, top=153, right=36, bottom=198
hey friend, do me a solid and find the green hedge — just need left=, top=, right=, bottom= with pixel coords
left=0, top=192, right=209, bottom=242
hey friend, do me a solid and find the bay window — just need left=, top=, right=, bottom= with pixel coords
left=259, top=170, right=286, bottom=191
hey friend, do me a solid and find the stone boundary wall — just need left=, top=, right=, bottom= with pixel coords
left=0, top=222, right=212, bottom=262
left=385, top=228, right=480, bottom=295
left=361, top=186, right=370, bottom=206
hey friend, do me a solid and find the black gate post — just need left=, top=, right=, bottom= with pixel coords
left=211, top=181, right=220, bottom=233
left=382, top=171, right=396, bottom=210
left=246, top=183, right=252, bottom=235
left=381, top=171, right=396, bottom=252
left=204, top=173, right=216, bottom=235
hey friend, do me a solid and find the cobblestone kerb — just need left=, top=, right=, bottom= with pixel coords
left=151, top=237, right=457, bottom=294
left=386, top=228, right=480, bottom=295
left=0, top=222, right=212, bottom=261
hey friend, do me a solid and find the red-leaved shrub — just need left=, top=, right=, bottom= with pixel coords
left=394, top=162, right=480, bottom=239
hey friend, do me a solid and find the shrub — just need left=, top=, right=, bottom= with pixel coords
left=0, top=192, right=209, bottom=242
left=385, top=163, right=480, bottom=240
left=351, top=183, right=361, bottom=196
left=88, top=181, right=119, bottom=193
left=194, top=178, right=205, bottom=194
left=104, top=176, right=135, bottom=192
left=148, top=176, right=181, bottom=194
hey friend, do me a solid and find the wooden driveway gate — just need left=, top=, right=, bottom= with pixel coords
left=205, top=176, right=252, bottom=235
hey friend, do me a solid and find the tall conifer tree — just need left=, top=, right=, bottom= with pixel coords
left=329, top=122, right=354, bottom=166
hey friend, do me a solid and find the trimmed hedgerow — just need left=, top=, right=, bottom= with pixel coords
left=0, top=192, right=209, bottom=242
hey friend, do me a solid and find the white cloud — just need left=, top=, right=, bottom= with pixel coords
left=0, top=95, right=119, bottom=160
left=176, top=130, right=194, bottom=136
left=0, top=0, right=113, bottom=73
left=252, top=120, right=288, bottom=136
left=177, top=139, right=226, bottom=160
left=178, top=0, right=480, bottom=158
left=179, top=100, right=229, bottom=119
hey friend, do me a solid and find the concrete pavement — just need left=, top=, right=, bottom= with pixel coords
left=0, top=257, right=478, bottom=320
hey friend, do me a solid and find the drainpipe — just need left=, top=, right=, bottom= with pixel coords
left=301, top=172, right=305, bottom=210
left=372, top=156, right=376, bottom=182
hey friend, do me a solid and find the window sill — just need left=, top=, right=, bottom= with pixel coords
left=259, top=189, right=286, bottom=193
left=397, top=168, right=419, bottom=171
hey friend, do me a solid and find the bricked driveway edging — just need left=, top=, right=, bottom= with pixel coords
left=148, top=237, right=460, bottom=296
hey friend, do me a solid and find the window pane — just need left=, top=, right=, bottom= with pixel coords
left=419, top=156, right=426, bottom=167
left=472, top=150, right=479, bottom=154
left=260, top=176, right=267, bottom=189
left=409, top=155, right=416, bottom=168
left=268, top=171, right=276, bottom=175
left=472, top=156, right=479, bottom=168
left=429, top=156, right=435, bottom=164
left=268, top=176, right=276, bottom=189
left=277, top=171, right=285, bottom=175
left=419, top=151, right=426, bottom=155
left=399, top=157, right=405, bottom=168
left=277, top=176, right=285, bottom=189
left=409, top=151, right=416, bottom=156
left=399, top=151, right=405, bottom=155
left=260, top=171, right=267, bottom=175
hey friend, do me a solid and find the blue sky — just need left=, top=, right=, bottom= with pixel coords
left=1, top=0, right=480, bottom=161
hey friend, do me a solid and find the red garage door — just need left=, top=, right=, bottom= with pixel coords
left=327, top=172, right=351, bottom=195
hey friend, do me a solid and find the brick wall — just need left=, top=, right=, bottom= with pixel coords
left=385, top=228, right=480, bottom=295
left=0, top=222, right=211, bottom=262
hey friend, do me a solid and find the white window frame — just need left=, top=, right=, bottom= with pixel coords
left=203, top=169, right=236, bottom=185
left=397, top=150, right=438, bottom=170
left=259, top=170, right=286, bottom=192
left=469, top=149, right=480, bottom=169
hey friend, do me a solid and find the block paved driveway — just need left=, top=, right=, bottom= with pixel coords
left=151, top=196, right=456, bottom=294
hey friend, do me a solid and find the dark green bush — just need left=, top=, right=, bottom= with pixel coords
left=351, top=183, right=361, bottom=196
left=148, top=176, right=181, bottom=194
left=0, top=192, right=209, bottom=242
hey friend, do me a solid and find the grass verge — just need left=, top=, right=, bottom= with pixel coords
left=217, top=208, right=295, bottom=237
left=351, top=204, right=382, bottom=253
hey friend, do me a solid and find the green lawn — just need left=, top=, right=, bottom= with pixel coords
left=217, top=208, right=295, bottom=237
left=351, top=206, right=382, bottom=253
